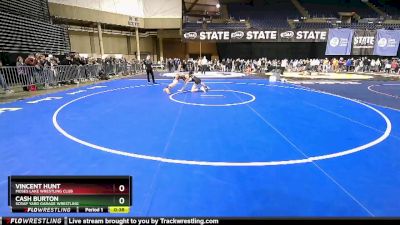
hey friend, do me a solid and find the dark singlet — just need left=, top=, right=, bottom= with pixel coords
left=191, top=76, right=201, bottom=84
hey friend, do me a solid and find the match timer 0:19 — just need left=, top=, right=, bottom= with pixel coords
left=8, top=176, right=132, bottom=213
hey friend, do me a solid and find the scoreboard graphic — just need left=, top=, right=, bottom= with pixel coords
left=8, top=176, right=132, bottom=213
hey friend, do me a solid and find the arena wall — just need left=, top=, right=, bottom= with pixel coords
left=69, top=30, right=158, bottom=59
left=48, top=1, right=181, bottom=29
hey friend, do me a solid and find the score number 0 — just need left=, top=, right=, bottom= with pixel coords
left=118, top=184, right=126, bottom=205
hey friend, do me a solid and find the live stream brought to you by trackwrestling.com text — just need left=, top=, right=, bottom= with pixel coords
left=1, top=0, right=400, bottom=224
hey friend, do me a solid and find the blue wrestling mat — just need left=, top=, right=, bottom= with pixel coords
left=1, top=78, right=400, bottom=217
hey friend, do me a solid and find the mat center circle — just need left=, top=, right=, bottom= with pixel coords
left=169, top=90, right=256, bottom=107
left=52, top=83, right=391, bottom=166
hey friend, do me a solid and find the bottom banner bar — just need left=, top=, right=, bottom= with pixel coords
left=1, top=217, right=399, bottom=225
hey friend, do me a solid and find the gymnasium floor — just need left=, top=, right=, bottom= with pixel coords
left=1, top=74, right=400, bottom=217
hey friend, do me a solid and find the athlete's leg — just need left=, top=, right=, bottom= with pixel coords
left=146, top=70, right=151, bottom=82
left=150, top=69, right=155, bottom=83
left=200, top=82, right=209, bottom=91
left=164, top=79, right=178, bottom=94
left=191, top=83, right=199, bottom=92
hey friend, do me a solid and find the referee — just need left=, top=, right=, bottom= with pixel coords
left=201, top=56, right=208, bottom=75
left=144, top=55, right=156, bottom=84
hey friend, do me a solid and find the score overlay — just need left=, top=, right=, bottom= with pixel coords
left=8, top=176, right=132, bottom=213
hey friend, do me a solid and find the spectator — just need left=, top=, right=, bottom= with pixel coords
left=0, top=60, right=13, bottom=94
left=24, top=55, right=37, bottom=66
left=16, top=56, right=25, bottom=76
left=323, top=58, right=329, bottom=73
left=391, top=59, right=399, bottom=74
left=376, top=58, right=382, bottom=72
left=385, top=59, right=391, bottom=73
left=332, top=58, right=339, bottom=72
left=60, top=55, right=73, bottom=65
left=370, top=59, right=376, bottom=72
left=363, top=57, right=370, bottom=72
left=346, top=58, right=352, bottom=72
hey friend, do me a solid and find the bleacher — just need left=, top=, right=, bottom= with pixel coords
left=294, top=21, right=400, bottom=29
left=0, top=0, right=70, bottom=54
left=300, top=0, right=378, bottom=18
left=0, top=0, right=50, bottom=22
left=251, top=19, right=291, bottom=29
left=0, top=0, right=71, bottom=54
left=382, top=23, right=400, bottom=29
left=339, top=22, right=378, bottom=29
left=183, top=23, right=203, bottom=30
left=295, top=22, right=335, bottom=29
left=0, top=11, right=70, bottom=54
left=369, top=0, right=400, bottom=18
left=183, top=0, right=399, bottom=31
left=338, top=22, right=400, bottom=29
left=227, top=0, right=300, bottom=29
left=207, top=22, right=247, bottom=30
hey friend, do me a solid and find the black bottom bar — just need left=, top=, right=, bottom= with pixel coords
left=2, top=217, right=400, bottom=225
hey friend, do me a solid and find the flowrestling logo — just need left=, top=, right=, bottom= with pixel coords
left=183, top=32, right=197, bottom=40
left=231, top=31, right=244, bottom=39
left=280, top=31, right=295, bottom=39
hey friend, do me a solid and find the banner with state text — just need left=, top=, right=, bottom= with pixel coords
left=182, top=29, right=328, bottom=42
left=351, top=29, right=377, bottom=55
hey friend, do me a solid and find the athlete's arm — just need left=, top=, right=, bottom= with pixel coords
left=179, top=77, right=192, bottom=92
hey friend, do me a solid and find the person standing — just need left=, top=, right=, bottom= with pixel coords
left=376, top=58, right=382, bottom=72
left=201, top=56, right=208, bottom=75
left=345, top=58, right=352, bottom=72
left=144, top=55, right=156, bottom=84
